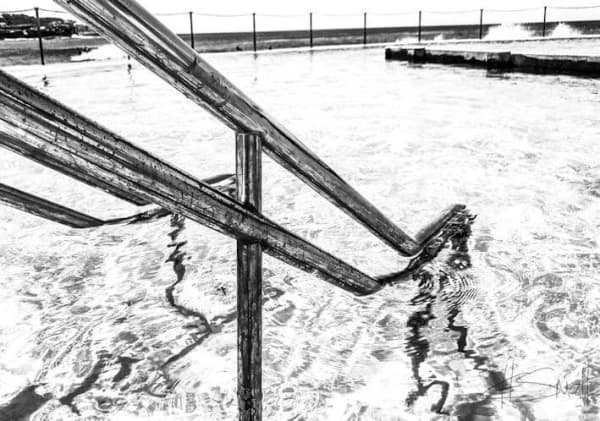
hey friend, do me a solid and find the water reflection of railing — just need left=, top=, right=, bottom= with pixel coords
left=403, top=223, right=474, bottom=414
left=401, top=222, right=523, bottom=418
left=0, top=0, right=475, bottom=420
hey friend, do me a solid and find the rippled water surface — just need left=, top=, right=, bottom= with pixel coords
left=1, top=43, right=600, bottom=420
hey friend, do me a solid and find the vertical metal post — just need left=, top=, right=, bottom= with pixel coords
left=363, top=12, right=367, bottom=45
left=418, top=10, right=422, bottom=43
left=236, top=132, right=262, bottom=421
left=309, top=12, right=313, bottom=48
left=188, top=11, right=195, bottom=49
left=479, top=9, right=484, bottom=39
left=34, top=7, right=45, bottom=65
left=542, top=6, right=547, bottom=37
left=252, top=13, right=257, bottom=52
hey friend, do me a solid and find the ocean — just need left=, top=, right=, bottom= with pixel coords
left=1, top=19, right=600, bottom=66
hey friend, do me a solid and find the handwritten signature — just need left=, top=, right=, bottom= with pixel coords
left=486, top=363, right=600, bottom=403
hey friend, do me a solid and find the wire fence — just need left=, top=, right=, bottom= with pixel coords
left=2, top=4, right=600, bottom=65
left=3, top=4, right=600, bottom=16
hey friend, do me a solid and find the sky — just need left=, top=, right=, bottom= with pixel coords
left=2, top=1, right=599, bottom=32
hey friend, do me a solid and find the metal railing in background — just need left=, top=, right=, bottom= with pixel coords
left=1, top=4, right=600, bottom=65
left=158, top=5, right=600, bottom=49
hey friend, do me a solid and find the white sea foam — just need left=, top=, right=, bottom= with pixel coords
left=395, top=36, right=419, bottom=44
left=71, top=44, right=127, bottom=62
left=550, top=22, right=583, bottom=38
left=485, top=23, right=534, bottom=40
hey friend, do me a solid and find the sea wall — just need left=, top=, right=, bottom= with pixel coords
left=385, top=46, right=600, bottom=77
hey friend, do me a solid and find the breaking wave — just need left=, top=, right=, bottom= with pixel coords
left=72, top=44, right=127, bottom=62
left=484, top=23, right=534, bottom=41
left=550, top=22, right=583, bottom=38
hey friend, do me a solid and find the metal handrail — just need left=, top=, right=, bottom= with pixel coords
left=0, top=66, right=470, bottom=294
left=0, top=3, right=474, bottom=419
left=0, top=69, right=381, bottom=294
left=52, top=0, right=465, bottom=258
left=0, top=182, right=103, bottom=228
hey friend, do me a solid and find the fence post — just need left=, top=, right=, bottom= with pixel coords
left=252, top=13, right=257, bottom=52
left=418, top=10, right=422, bottom=43
left=309, top=12, right=313, bottom=48
left=479, top=9, right=484, bottom=39
left=542, top=6, right=547, bottom=37
left=34, top=7, right=45, bottom=65
left=363, top=12, right=367, bottom=45
left=188, top=11, right=195, bottom=49
left=236, top=132, right=263, bottom=421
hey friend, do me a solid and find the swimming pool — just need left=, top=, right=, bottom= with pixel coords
left=1, top=44, right=600, bottom=420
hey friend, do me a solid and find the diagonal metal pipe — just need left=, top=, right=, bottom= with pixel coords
left=0, top=129, right=149, bottom=206
left=0, top=69, right=382, bottom=295
left=0, top=182, right=103, bottom=228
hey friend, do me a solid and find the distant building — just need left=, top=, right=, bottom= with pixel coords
left=0, top=13, right=78, bottom=39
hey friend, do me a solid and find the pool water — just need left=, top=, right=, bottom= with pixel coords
left=1, top=44, right=600, bottom=420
